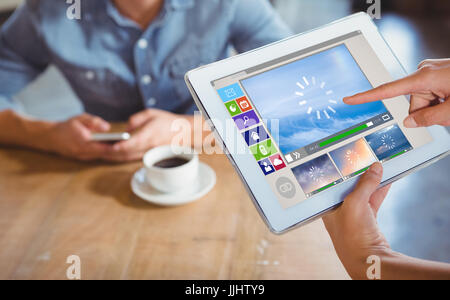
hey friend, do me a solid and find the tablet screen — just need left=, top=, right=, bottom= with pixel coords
left=212, top=31, right=432, bottom=209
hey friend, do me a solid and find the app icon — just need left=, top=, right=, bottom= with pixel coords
left=217, top=83, right=245, bottom=102
left=258, top=158, right=275, bottom=175
left=269, top=154, right=286, bottom=171
left=236, top=96, right=253, bottom=112
left=250, top=139, right=278, bottom=161
left=225, top=100, right=242, bottom=117
left=285, top=154, right=293, bottom=163
left=382, top=114, right=391, bottom=121
left=232, top=110, right=260, bottom=130
left=242, top=125, right=269, bottom=146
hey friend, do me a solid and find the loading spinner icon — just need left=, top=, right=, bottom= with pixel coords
left=381, top=133, right=396, bottom=150
left=308, top=165, right=325, bottom=183
left=295, top=76, right=338, bottom=121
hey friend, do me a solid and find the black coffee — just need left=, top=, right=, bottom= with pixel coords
left=153, top=157, right=189, bottom=168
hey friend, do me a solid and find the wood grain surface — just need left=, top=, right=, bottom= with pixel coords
left=0, top=146, right=349, bottom=279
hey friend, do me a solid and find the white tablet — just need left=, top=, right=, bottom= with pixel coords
left=185, top=13, right=450, bottom=234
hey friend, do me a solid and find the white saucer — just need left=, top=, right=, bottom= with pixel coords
left=131, top=162, right=216, bottom=206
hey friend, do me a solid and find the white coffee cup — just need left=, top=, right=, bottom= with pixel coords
left=143, top=145, right=199, bottom=194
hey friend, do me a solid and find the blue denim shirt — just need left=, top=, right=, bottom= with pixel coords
left=0, top=0, right=292, bottom=121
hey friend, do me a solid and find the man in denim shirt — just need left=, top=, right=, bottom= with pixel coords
left=0, top=0, right=291, bottom=161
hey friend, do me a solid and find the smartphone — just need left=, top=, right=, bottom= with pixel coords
left=91, top=132, right=131, bottom=143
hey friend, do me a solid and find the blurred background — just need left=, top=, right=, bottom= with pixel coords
left=1, top=0, right=449, bottom=263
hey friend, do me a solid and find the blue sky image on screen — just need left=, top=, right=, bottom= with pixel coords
left=241, top=44, right=388, bottom=154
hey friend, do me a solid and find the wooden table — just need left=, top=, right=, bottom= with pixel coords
left=0, top=146, right=349, bottom=280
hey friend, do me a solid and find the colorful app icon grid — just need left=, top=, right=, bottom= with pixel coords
left=219, top=84, right=285, bottom=176
left=329, top=138, right=377, bottom=177
left=364, top=124, right=412, bottom=161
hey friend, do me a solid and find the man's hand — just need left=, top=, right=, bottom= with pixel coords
left=103, top=109, right=193, bottom=162
left=322, top=163, right=392, bottom=279
left=43, top=114, right=112, bottom=161
left=344, top=58, right=450, bottom=127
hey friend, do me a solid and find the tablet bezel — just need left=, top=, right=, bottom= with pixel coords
left=185, top=13, right=450, bottom=234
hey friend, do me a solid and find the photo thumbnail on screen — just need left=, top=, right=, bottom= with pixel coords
left=329, top=138, right=377, bottom=178
left=365, top=124, right=413, bottom=162
left=291, top=154, right=343, bottom=196
left=241, top=44, right=388, bottom=155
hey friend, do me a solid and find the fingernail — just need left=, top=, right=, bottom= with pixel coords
left=404, top=116, right=417, bottom=128
left=370, top=163, right=383, bottom=176
left=101, top=124, right=110, bottom=131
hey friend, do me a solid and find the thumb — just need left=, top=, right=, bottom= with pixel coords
left=404, top=100, right=450, bottom=128
left=347, top=163, right=383, bottom=206
left=77, top=114, right=111, bottom=132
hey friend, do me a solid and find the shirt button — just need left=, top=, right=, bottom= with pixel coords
left=147, top=97, right=157, bottom=106
left=138, top=39, right=148, bottom=49
left=141, top=75, right=152, bottom=85
left=85, top=71, right=95, bottom=80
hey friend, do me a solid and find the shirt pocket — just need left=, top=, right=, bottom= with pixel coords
left=168, top=35, right=220, bottom=101
left=56, top=60, right=132, bottom=108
